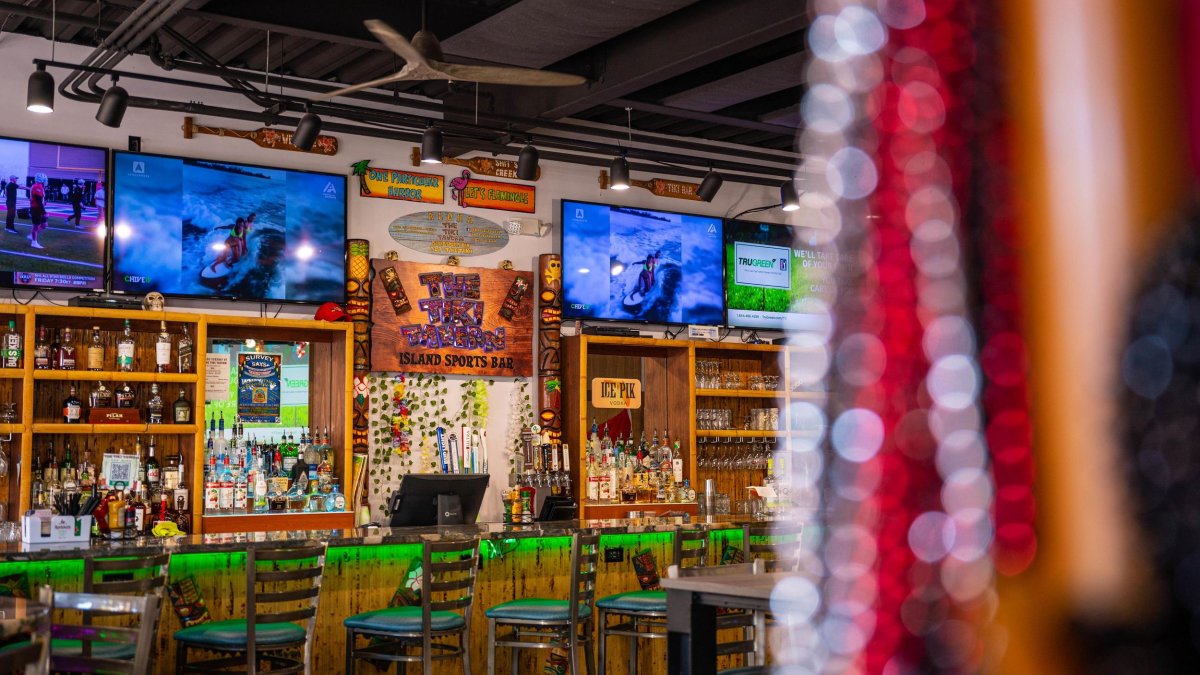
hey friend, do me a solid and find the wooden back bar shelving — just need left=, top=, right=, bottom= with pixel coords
left=0, top=303, right=353, bottom=533
left=563, top=334, right=825, bottom=517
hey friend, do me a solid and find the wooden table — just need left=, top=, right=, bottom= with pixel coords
left=661, top=572, right=793, bottom=675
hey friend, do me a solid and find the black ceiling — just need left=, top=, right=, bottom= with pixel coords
left=0, top=0, right=804, bottom=160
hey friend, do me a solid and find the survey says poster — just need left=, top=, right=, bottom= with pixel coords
left=237, top=353, right=282, bottom=423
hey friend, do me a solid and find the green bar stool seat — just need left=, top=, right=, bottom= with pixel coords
left=486, top=530, right=599, bottom=675
left=176, top=620, right=307, bottom=647
left=175, top=541, right=326, bottom=675
left=596, top=526, right=706, bottom=675
left=344, top=536, right=480, bottom=675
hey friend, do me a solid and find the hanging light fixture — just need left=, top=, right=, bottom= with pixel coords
left=697, top=168, right=724, bottom=202
left=517, top=139, right=539, bottom=181
left=94, top=75, right=128, bottom=127
left=609, top=154, right=630, bottom=191
left=27, top=65, right=54, bottom=114
left=609, top=106, right=634, bottom=191
left=27, top=1, right=56, bottom=114
left=421, top=125, right=443, bottom=163
left=292, top=106, right=322, bottom=151
left=780, top=179, right=801, bottom=211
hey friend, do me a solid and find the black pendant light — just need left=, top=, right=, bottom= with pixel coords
left=292, top=107, right=322, bottom=151
left=95, top=76, right=128, bottom=128
left=517, top=140, right=539, bottom=181
left=781, top=179, right=801, bottom=211
left=28, top=0, right=56, bottom=114
left=697, top=168, right=724, bottom=202
left=609, top=155, right=630, bottom=191
left=421, top=126, right=443, bottom=163
left=27, top=65, right=54, bottom=114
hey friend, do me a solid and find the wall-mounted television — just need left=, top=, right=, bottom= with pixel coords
left=724, top=219, right=835, bottom=330
left=110, top=151, right=347, bottom=303
left=0, top=136, right=108, bottom=291
left=561, top=199, right=724, bottom=325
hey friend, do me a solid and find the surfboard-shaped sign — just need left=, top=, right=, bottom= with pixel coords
left=387, top=210, right=510, bottom=257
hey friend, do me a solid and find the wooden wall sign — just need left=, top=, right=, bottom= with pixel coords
left=537, top=253, right=563, bottom=442
left=448, top=169, right=536, bottom=213
left=346, top=239, right=372, bottom=457
left=350, top=160, right=444, bottom=203
left=370, top=260, right=534, bottom=377
left=182, top=116, right=338, bottom=155
left=598, top=170, right=703, bottom=201
left=410, top=148, right=541, bottom=181
left=591, top=378, right=642, bottom=409
left=387, top=211, right=509, bottom=257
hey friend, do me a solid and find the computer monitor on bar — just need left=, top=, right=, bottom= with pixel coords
left=388, top=474, right=489, bottom=527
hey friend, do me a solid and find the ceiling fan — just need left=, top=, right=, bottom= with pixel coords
left=312, top=18, right=587, bottom=100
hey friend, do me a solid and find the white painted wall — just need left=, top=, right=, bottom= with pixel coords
left=0, top=34, right=798, bottom=521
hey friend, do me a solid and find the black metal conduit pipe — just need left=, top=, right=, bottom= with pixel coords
left=42, top=58, right=796, bottom=185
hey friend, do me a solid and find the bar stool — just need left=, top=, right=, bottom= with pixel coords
left=596, top=526, right=707, bottom=675
left=486, top=530, right=599, bottom=675
left=36, top=585, right=160, bottom=674
left=344, top=535, right=481, bottom=675
left=174, top=542, right=327, bottom=675
left=743, top=522, right=802, bottom=572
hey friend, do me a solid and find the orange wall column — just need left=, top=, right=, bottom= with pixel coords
left=998, top=0, right=1191, bottom=672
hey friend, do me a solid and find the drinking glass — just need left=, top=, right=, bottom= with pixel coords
left=0, top=404, right=15, bottom=424
left=723, top=372, right=742, bottom=390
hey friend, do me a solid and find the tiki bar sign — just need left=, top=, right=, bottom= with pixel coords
left=371, top=260, right=534, bottom=377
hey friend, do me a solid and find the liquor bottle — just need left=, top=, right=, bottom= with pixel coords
left=79, top=444, right=94, bottom=491
left=325, top=479, right=346, bottom=512
left=56, top=327, right=76, bottom=370
left=146, top=384, right=164, bottom=424
left=133, top=483, right=150, bottom=534
left=281, top=433, right=298, bottom=473
left=155, top=321, right=172, bottom=373
left=116, top=319, right=135, bottom=371
left=253, top=458, right=269, bottom=513
left=49, top=329, right=61, bottom=369
left=115, top=382, right=135, bottom=409
left=33, top=326, right=49, bottom=370
left=156, top=491, right=172, bottom=525
left=317, top=447, right=332, bottom=493
left=177, top=324, right=193, bottom=373
left=233, top=458, right=248, bottom=513
left=681, top=479, right=696, bottom=502
left=86, top=326, right=104, bottom=371
left=89, top=381, right=113, bottom=409
left=270, top=445, right=289, bottom=496
left=61, top=442, right=76, bottom=492
left=173, top=389, right=192, bottom=424
left=2, top=320, right=21, bottom=369
left=145, top=436, right=160, bottom=493
left=134, top=437, right=147, bottom=488
left=203, top=463, right=219, bottom=513
left=161, top=445, right=179, bottom=492
left=63, top=386, right=82, bottom=423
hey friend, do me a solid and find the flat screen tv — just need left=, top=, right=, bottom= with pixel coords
left=724, top=219, right=835, bottom=330
left=110, top=151, right=347, bottom=303
left=0, top=136, right=108, bottom=291
left=560, top=199, right=724, bottom=325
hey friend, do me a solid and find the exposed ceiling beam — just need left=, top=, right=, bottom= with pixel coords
left=494, top=0, right=805, bottom=121
left=660, top=52, right=805, bottom=112
left=611, top=97, right=799, bottom=134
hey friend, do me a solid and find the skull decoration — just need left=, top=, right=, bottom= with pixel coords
left=447, top=255, right=461, bottom=266
left=499, top=259, right=514, bottom=271
left=384, top=250, right=400, bottom=261
left=142, top=292, right=165, bottom=311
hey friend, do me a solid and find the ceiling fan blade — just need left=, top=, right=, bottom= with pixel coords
left=435, top=61, right=587, bottom=87
left=308, top=70, right=414, bottom=100
left=364, top=19, right=429, bottom=66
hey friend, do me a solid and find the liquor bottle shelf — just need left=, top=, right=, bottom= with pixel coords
left=0, top=369, right=24, bottom=379
left=0, top=423, right=23, bottom=434
left=32, top=423, right=200, bottom=435
left=32, top=370, right=198, bottom=383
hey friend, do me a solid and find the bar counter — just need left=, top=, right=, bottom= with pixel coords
left=0, top=517, right=768, bottom=674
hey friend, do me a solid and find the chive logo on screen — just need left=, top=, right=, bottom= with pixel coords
left=123, top=275, right=152, bottom=284
left=733, top=242, right=790, bottom=290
